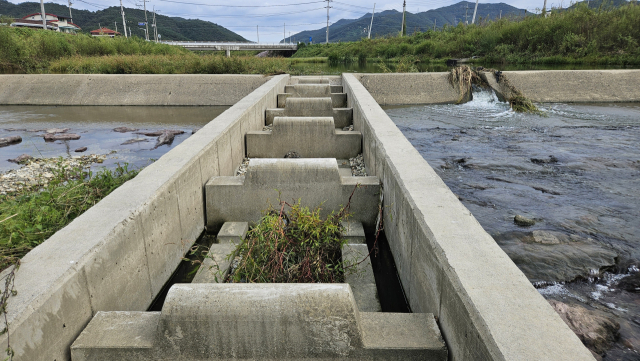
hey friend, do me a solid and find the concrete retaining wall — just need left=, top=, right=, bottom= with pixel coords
left=342, top=73, right=595, bottom=361
left=353, top=70, right=640, bottom=105
left=0, top=74, right=289, bottom=360
left=499, top=70, right=640, bottom=103
left=0, top=74, right=270, bottom=106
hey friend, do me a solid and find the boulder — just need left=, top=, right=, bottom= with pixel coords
left=43, top=133, right=81, bottom=141
left=514, top=214, right=536, bottom=227
left=8, top=154, right=32, bottom=164
left=74, top=147, right=88, bottom=153
left=548, top=300, right=619, bottom=355
left=494, top=230, right=617, bottom=283
left=0, top=136, right=22, bottom=147
left=618, top=273, right=640, bottom=293
left=113, top=127, right=138, bottom=133
left=45, top=128, right=70, bottom=134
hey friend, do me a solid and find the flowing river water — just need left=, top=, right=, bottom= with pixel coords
left=385, top=90, right=640, bottom=360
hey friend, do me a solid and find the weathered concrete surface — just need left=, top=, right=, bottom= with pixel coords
left=71, top=284, right=446, bottom=360
left=285, top=84, right=343, bottom=94
left=266, top=107, right=352, bottom=128
left=246, top=117, right=361, bottom=158
left=205, top=158, right=380, bottom=231
left=353, top=73, right=460, bottom=105
left=342, top=221, right=366, bottom=244
left=216, top=221, right=248, bottom=243
left=342, top=73, right=596, bottom=361
left=343, top=244, right=381, bottom=312
left=192, top=222, right=246, bottom=283
left=291, top=75, right=342, bottom=85
left=278, top=93, right=347, bottom=108
left=0, top=74, right=289, bottom=361
left=0, top=74, right=270, bottom=106
left=499, top=70, right=640, bottom=103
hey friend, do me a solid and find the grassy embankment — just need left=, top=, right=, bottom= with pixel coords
left=0, top=27, right=326, bottom=74
left=0, top=163, right=138, bottom=271
left=294, top=2, right=640, bottom=67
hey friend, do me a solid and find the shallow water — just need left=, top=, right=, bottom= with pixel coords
left=0, top=106, right=229, bottom=173
left=385, top=91, right=640, bottom=360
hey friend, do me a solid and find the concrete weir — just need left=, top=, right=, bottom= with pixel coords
left=2, top=70, right=635, bottom=360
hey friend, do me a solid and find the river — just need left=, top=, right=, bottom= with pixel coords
left=384, top=90, right=640, bottom=360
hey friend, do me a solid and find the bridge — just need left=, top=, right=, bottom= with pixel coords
left=160, top=41, right=298, bottom=56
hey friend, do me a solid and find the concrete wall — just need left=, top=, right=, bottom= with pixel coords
left=0, top=74, right=289, bottom=361
left=353, top=70, right=640, bottom=105
left=0, top=74, right=270, bottom=106
left=342, top=73, right=596, bottom=361
left=499, top=70, right=640, bottom=103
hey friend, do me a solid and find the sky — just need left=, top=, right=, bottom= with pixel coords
left=6, top=0, right=568, bottom=42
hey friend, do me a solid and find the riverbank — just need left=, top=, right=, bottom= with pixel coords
left=294, top=2, right=640, bottom=67
left=0, top=156, right=138, bottom=270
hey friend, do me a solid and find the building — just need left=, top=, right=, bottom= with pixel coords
left=89, top=27, right=121, bottom=38
left=11, top=13, right=81, bottom=33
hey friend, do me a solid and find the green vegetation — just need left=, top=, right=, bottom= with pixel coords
left=294, top=2, right=640, bottom=66
left=0, top=26, right=186, bottom=72
left=0, top=0, right=246, bottom=41
left=228, top=201, right=353, bottom=283
left=0, top=162, right=138, bottom=271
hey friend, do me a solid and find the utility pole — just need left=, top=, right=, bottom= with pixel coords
left=471, top=0, right=479, bottom=24
left=289, top=31, right=291, bottom=44
left=120, top=0, right=128, bottom=38
left=257, top=25, right=259, bottom=43
left=464, top=4, right=469, bottom=24
left=543, top=0, right=548, bottom=16
left=433, top=19, right=436, bottom=31
left=326, top=0, right=331, bottom=43
left=284, top=23, right=285, bottom=44
left=368, top=3, right=375, bottom=39
left=68, top=0, right=73, bottom=24
left=142, top=0, right=149, bottom=41
left=152, top=7, right=157, bottom=42
left=40, top=0, right=46, bottom=30
left=499, top=10, right=502, bottom=19
left=401, top=0, right=406, bottom=36
left=115, top=22, right=117, bottom=33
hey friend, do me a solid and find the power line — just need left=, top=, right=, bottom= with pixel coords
left=157, top=0, right=324, bottom=7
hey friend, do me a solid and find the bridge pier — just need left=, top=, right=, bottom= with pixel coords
left=225, top=49, right=230, bottom=58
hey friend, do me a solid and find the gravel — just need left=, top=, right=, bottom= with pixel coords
left=349, top=153, right=367, bottom=176
left=236, top=157, right=250, bottom=176
left=0, top=154, right=107, bottom=195
left=262, top=124, right=273, bottom=131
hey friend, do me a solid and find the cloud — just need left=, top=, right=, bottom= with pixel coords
left=6, top=0, right=544, bottom=42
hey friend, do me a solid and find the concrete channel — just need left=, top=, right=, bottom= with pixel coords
left=2, top=70, right=638, bottom=360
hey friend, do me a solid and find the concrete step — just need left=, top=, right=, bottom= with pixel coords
left=266, top=107, right=353, bottom=129
left=191, top=222, right=248, bottom=284
left=285, top=84, right=343, bottom=94
left=343, top=244, right=381, bottom=312
left=246, top=116, right=361, bottom=159
left=71, top=284, right=447, bottom=360
left=278, top=93, right=347, bottom=108
left=292, top=75, right=341, bottom=85
left=205, top=158, right=379, bottom=232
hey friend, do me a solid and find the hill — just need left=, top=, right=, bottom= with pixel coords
left=287, top=2, right=528, bottom=43
left=0, top=0, right=246, bottom=41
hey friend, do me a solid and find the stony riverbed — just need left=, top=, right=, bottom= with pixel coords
left=385, top=90, right=640, bottom=361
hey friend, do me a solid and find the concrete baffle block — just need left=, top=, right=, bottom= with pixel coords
left=247, top=116, right=362, bottom=158
left=216, top=221, right=249, bottom=243
left=342, top=220, right=366, bottom=244
left=266, top=107, right=353, bottom=128
left=285, top=84, right=343, bottom=94
left=343, top=244, right=381, bottom=312
left=284, top=84, right=332, bottom=97
left=71, top=284, right=447, bottom=360
left=278, top=93, right=347, bottom=108
left=205, top=158, right=380, bottom=232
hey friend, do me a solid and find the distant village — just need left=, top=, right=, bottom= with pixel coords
left=8, top=12, right=121, bottom=37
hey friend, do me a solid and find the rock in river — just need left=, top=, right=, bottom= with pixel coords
left=8, top=154, right=33, bottom=164
left=0, top=136, right=22, bottom=147
left=153, top=131, right=175, bottom=149
left=494, top=230, right=618, bottom=283
left=75, top=147, right=88, bottom=153
left=136, top=130, right=184, bottom=137
left=113, top=127, right=138, bottom=133
left=549, top=300, right=619, bottom=356
left=514, top=214, right=536, bottom=227
left=43, top=133, right=81, bottom=141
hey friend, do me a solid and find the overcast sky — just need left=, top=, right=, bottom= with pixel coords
left=7, top=0, right=565, bottom=42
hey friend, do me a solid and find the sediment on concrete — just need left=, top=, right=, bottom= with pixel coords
left=0, top=74, right=289, bottom=361
left=342, top=73, right=596, bottom=361
left=353, top=70, right=640, bottom=105
left=0, top=74, right=270, bottom=106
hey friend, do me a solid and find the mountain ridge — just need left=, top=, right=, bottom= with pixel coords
left=0, top=0, right=247, bottom=41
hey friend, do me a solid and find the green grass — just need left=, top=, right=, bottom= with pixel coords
left=0, top=162, right=138, bottom=271
left=228, top=200, right=353, bottom=283
left=293, top=2, right=640, bottom=66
